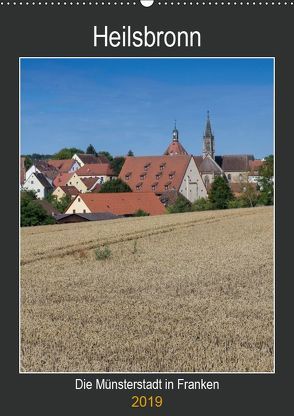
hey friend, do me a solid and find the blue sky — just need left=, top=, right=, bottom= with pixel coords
left=21, top=58, right=274, bottom=158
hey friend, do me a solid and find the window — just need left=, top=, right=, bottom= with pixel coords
left=78, top=197, right=81, bottom=202
left=159, top=163, right=166, bottom=171
left=169, top=171, right=175, bottom=180
left=31, top=181, right=34, bottom=184
left=155, top=172, right=162, bottom=180
left=239, top=174, right=243, bottom=181
left=37, top=189, right=40, bottom=193
left=144, top=163, right=151, bottom=171
left=140, top=173, right=146, bottom=181
left=83, top=209, right=86, bottom=213
left=227, top=174, right=231, bottom=181
left=73, top=209, right=76, bottom=213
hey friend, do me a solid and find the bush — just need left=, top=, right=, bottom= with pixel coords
left=191, top=197, right=213, bottom=211
left=94, top=245, right=111, bottom=260
left=133, top=209, right=149, bottom=217
left=167, top=194, right=192, bottom=213
left=99, top=178, right=132, bottom=193
left=227, top=198, right=248, bottom=209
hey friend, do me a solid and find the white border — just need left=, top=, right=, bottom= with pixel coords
left=19, top=56, right=275, bottom=375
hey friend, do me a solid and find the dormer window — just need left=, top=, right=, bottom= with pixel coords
left=155, top=172, right=162, bottom=180
left=169, top=171, right=175, bottom=180
left=136, top=182, right=143, bottom=191
left=144, top=163, right=151, bottom=171
left=125, top=172, right=132, bottom=181
left=151, top=182, right=158, bottom=191
left=159, top=163, right=166, bottom=171
left=164, top=181, right=171, bottom=191
left=140, top=173, right=146, bottom=181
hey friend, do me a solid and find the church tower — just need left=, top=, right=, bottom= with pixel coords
left=164, top=121, right=188, bottom=156
left=202, top=111, right=215, bottom=159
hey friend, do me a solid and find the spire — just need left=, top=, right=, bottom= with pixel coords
left=205, top=110, right=213, bottom=137
left=202, top=111, right=215, bottom=159
left=172, top=120, right=179, bottom=142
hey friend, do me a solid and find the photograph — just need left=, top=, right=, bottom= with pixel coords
left=20, top=57, right=274, bottom=373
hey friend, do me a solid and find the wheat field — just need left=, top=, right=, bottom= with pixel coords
left=20, top=206, right=274, bottom=373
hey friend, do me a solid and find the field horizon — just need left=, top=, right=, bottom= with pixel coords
left=20, top=206, right=274, bottom=373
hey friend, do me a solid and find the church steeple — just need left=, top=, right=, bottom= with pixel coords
left=203, top=111, right=215, bottom=159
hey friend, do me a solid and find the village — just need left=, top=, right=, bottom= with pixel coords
left=20, top=113, right=269, bottom=226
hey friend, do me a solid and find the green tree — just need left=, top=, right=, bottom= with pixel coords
left=258, top=155, right=274, bottom=206
left=110, top=157, right=125, bottom=176
left=24, top=157, right=33, bottom=171
left=21, top=191, right=55, bottom=227
left=52, top=148, right=84, bottom=160
left=99, top=178, right=132, bottom=193
left=167, top=194, right=191, bottom=213
left=208, top=175, right=234, bottom=209
left=97, top=151, right=113, bottom=162
left=46, top=193, right=72, bottom=213
left=86, top=144, right=97, bottom=155
left=191, top=197, right=213, bottom=211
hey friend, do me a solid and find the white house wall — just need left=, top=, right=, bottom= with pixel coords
left=179, top=158, right=207, bottom=202
left=65, top=197, right=91, bottom=214
left=23, top=173, right=46, bottom=199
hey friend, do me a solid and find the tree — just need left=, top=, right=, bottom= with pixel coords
left=239, top=182, right=259, bottom=207
left=97, top=151, right=113, bottom=162
left=86, top=144, right=97, bottom=155
left=127, top=150, right=134, bottom=156
left=52, top=148, right=84, bottom=160
left=21, top=191, right=55, bottom=226
left=258, top=155, right=274, bottom=206
left=99, top=178, right=132, bottom=193
left=208, top=175, right=234, bottom=209
left=46, top=193, right=72, bottom=213
left=167, top=194, right=191, bottom=213
left=24, top=157, right=33, bottom=171
left=110, top=157, right=125, bottom=176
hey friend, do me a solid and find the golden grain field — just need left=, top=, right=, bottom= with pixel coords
left=20, top=206, right=274, bottom=373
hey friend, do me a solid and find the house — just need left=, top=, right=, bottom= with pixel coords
left=23, top=172, right=53, bottom=199
left=248, top=159, right=264, bottom=183
left=76, top=163, right=115, bottom=183
left=72, top=153, right=109, bottom=167
left=25, top=160, right=59, bottom=185
left=47, top=159, right=80, bottom=173
left=52, top=185, right=80, bottom=201
left=53, top=172, right=101, bottom=193
left=55, top=212, right=122, bottom=224
left=65, top=192, right=166, bottom=216
left=119, top=155, right=207, bottom=203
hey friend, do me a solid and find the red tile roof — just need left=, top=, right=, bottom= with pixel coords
left=53, top=172, right=74, bottom=187
left=71, top=193, right=166, bottom=216
left=48, top=159, right=77, bottom=172
left=80, top=177, right=99, bottom=190
left=164, top=140, right=189, bottom=156
left=119, top=155, right=191, bottom=194
left=76, top=163, right=114, bottom=177
left=249, top=159, right=263, bottom=173
left=58, top=186, right=79, bottom=196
